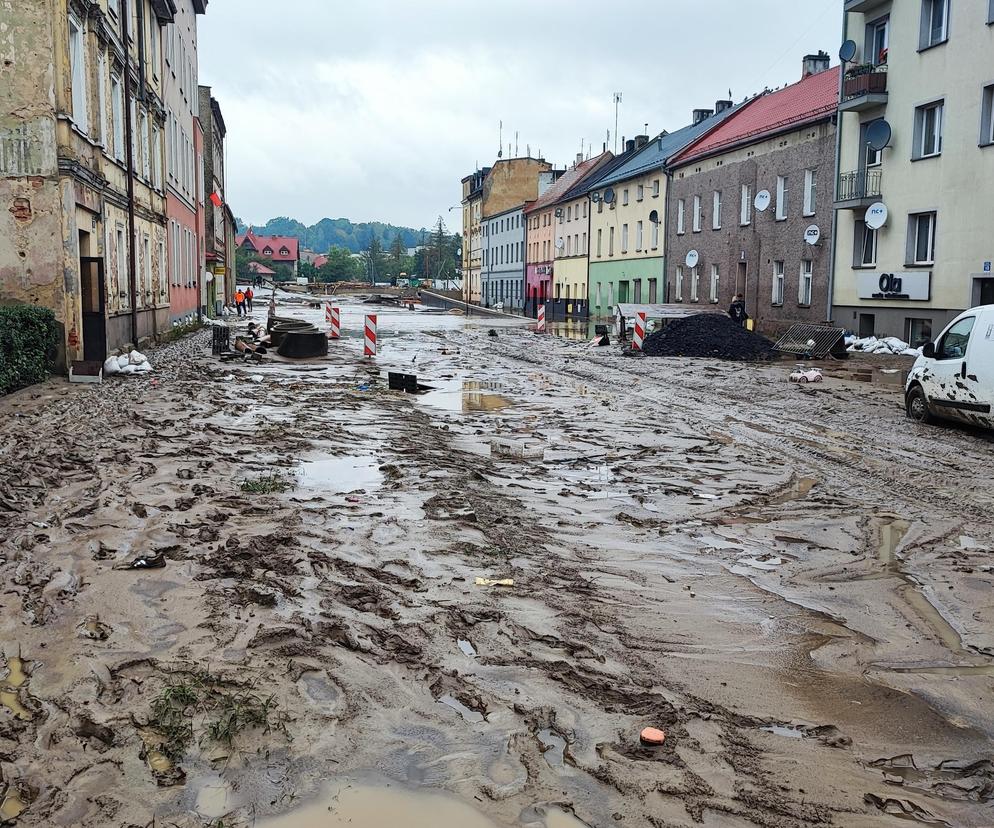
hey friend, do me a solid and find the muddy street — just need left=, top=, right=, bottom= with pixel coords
left=1, top=304, right=992, bottom=828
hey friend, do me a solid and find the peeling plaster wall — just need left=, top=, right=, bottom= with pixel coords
left=0, top=0, right=76, bottom=366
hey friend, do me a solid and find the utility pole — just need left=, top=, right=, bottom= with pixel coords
left=613, top=92, right=623, bottom=154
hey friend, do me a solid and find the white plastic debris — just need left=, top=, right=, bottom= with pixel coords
left=129, top=350, right=148, bottom=365
left=103, top=356, right=121, bottom=376
left=117, top=354, right=131, bottom=370
left=250, top=374, right=265, bottom=383
left=119, top=364, right=137, bottom=375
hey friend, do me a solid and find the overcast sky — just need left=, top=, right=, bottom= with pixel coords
left=199, top=0, right=842, bottom=232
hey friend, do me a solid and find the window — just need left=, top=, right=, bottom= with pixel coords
left=623, top=188, right=629, bottom=206
left=712, top=191, right=722, bottom=229
left=803, top=169, right=817, bottom=216
left=116, top=227, right=128, bottom=306
left=936, top=316, right=974, bottom=360
left=914, top=101, right=944, bottom=158
left=621, top=224, right=629, bottom=253
left=566, top=236, right=572, bottom=256
left=919, top=0, right=949, bottom=50
left=637, top=184, right=644, bottom=202
left=140, top=110, right=150, bottom=179
left=772, top=261, right=785, bottom=305
left=69, top=17, right=88, bottom=133
left=709, top=264, right=720, bottom=303
left=869, top=17, right=890, bottom=65
left=864, top=121, right=884, bottom=167
left=677, top=199, right=685, bottom=234
left=740, top=184, right=752, bottom=225
left=989, top=0, right=994, bottom=24
left=151, top=124, right=161, bottom=188
left=909, top=212, right=937, bottom=264
left=676, top=266, right=684, bottom=301
left=855, top=220, right=878, bottom=266
left=799, top=260, right=813, bottom=305
left=636, top=221, right=643, bottom=251
left=651, top=220, right=659, bottom=250
left=111, top=75, right=124, bottom=160
left=96, top=53, right=107, bottom=145
left=609, top=226, right=615, bottom=256
left=776, top=176, right=788, bottom=220
left=690, top=267, right=699, bottom=301
left=907, top=318, right=933, bottom=348
left=597, top=229, right=602, bottom=257
left=158, top=239, right=166, bottom=299
left=567, top=206, right=572, bottom=222
left=652, top=179, right=660, bottom=197
left=980, top=84, right=994, bottom=147
left=150, top=21, right=160, bottom=78
left=108, top=0, right=121, bottom=18
left=582, top=232, right=586, bottom=253
left=693, top=195, right=701, bottom=232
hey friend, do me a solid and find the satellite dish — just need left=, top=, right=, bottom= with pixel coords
left=555, top=208, right=564, bottom=217
left=590, top=192, right=601, bottom=204
left=649, top=209, right=659, bottom=224
left=839, top=40, right=858, bottom=62
left=685, top=250, right=699, bottom=268
left=603, top=188, right=616, bottom=204
left=865, top=119, right=892, bottom=152
left=804, top=225, right=821, bottom=246
left=555, top=239, right=565, bottom=250
left=865, top=202, right=889, bottom=230
left=754, top=190, right=771, bottom=212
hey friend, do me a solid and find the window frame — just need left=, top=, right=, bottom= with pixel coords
left=675, top=266, right=684, bottom=301
left=908, top=211, right=937, bottom=265
left=709, top=264, right=720, bottom=303
left=776, top=176, right=788, bottom=221
left=772, top=260, right=785, bottom=306
left=854, top=220, right=878, bottom=267
left=635, top=220, right=643, bottom=252
left=692, top=195, right=702, bottom=232
left=690, top=266, right=699, bottom=302
left=798, top=259, right=813, bottom=306
left=68, top=16, right=89, bottom=134
left=936, top=316, right=975, bottom=360
left=803, top=169, right=817, bottom=216
left=913, top=100, right=945, bottom=159
left=712, top=190, right=722, bottom=230
left=919, top=0, right=949, bottom=51
left=981, top=83, right=994, bottom=147
left=621, top=223, right=629, bottom=254
left=676, top=199, right=685, bottom=234
left=740, top=184, right=752, bottom=226
left=652, top=179, right=660, bottom=198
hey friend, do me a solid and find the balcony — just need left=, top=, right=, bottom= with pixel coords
left=840, top=64, right=888, bottom=112
left=835, top=168, right=882, bottom=210
left=845, top=0, right=888, bottom=13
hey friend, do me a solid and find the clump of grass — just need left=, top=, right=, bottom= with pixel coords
left=239, top=473, right=290, bottom=494
left=146, top=674, right=289, bottom=761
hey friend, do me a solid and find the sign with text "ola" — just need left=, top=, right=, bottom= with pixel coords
left=857, top=271, right=931, bottom=301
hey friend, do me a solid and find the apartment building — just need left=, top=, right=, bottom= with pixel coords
left=667, top=57, right=838, bottom=334
left=460, top=168, right=489, bottom=305
left=199, top=85, right=232, bottom=308
left=164, top=0, right=208, bottom=324
left=832, top=0, right=994, bottom=343
left=1, top=0, right=173, bottom=367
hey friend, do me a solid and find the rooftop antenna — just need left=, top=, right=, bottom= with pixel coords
left=613, top=92, right=623, bottom=153
left=497, top=120, right=503, bottom=158
left=644, top=122, right=648, bottom=135
left=526, top=143, right=531, bottom=157
left=514, top=131, right=519, bottom=156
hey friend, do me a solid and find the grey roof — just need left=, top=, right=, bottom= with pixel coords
left=587, top=105, right=746, bottom=191
left=558, top=148, right=638, bottom=202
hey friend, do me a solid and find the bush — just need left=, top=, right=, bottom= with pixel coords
left=0, top=305, right=59, bottom=395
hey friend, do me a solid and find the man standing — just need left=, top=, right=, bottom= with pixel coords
left=245, top=287, right=254, bottom=312
left=235, top=288, right=246, bottom=317
left=728, top=294, right=749, bottom=328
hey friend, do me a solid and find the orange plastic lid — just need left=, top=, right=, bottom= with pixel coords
left=640, top=727, right=666, bottom=745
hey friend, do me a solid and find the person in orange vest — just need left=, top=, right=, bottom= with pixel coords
left=245, top=286, right=254, bottom=312
left=235, top=288, right=246, bottom=317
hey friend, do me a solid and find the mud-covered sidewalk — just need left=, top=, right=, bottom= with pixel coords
left=1, top=307, right=992, bottom=828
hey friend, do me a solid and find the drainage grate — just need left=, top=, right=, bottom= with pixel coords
left=774, top=324, right=848, bottom=359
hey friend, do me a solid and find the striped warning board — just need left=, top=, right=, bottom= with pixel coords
left=364, top=314, right=377, bottom=356
left=632, top=311, right=647, bottom=351
left=536, top=304, right=546, bottom=333
left=326, top=305, right=341, bottom=339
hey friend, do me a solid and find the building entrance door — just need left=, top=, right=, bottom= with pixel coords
left=80, top=256, right=107, bottom=362
left=858, top=313, right=876, bottom=338
left=978, top=278, right=994, bottom=305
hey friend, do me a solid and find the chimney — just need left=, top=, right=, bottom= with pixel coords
left=692, top=108, right=714, bottom=125
left=625, top=139, right=636, bottom=152
left=634, top=134, right=649, bottom=149
left=802, top=51, right=831, bottom=78
left=576, top=152, right=584, bottom=167
left=715, top=99, right=733, bottom=114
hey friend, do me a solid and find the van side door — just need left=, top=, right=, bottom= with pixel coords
left=928, top=316, right=979, bottom=423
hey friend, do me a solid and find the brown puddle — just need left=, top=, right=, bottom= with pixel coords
left=256, top=784, right=499, bottom=827
left=1, top=657, right=34, bottom=721
left=0, top=791, right=27, bottom=821
left=879, top=518, right=911, bottom=568
left=768, top=476, right=818, bottom=505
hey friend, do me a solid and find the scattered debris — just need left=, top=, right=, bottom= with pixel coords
left=846, top=335, right=922, bottom=357
left=475, top=577, right=514, bottom=587
left=640, top=727, right=667, bottom=746
left=789, top=368, right=823, bottom=384
left=116, top=551, right=166, bottom=570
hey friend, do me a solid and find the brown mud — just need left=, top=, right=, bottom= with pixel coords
left=0, top=306, right=992, bottom=827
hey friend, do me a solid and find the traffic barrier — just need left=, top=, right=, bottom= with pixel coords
left=537, top=304, right=546, bottom=333
left=632, top=312, right=647, bottom=351
left=364, top=314, right=377, bottom=356
left=326, top=305, right=341, bottom=339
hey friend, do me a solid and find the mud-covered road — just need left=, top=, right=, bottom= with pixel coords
left=1, top=304, right=992, bottom=828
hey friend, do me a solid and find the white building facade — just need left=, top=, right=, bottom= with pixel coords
left=482, top=206, right=526, bottom=310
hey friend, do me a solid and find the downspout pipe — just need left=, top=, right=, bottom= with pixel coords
left=827, top=10, right=849, bottom=325
left=135, top=0, right=159, bottom=340
left=122, top=0, right=139, bottom=347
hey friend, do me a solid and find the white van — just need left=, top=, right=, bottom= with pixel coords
left=905, top=305, right=994, bottom=430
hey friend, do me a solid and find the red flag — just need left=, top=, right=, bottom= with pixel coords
left=210, top=192, right=223, bottom=208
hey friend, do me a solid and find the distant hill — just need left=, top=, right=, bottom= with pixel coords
left=234, top=216, right=429, bottom=254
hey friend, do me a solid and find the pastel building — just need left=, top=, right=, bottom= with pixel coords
left=460, top=167, right=489, bottom=305
left=482, top=207, right=526, bottom=310
left=524, top=151, right=613, bottom=317
left=831, top=0, right=994, bottom=342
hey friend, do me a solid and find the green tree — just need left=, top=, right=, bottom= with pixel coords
left=362, top=236, right=386, bottom=284
left=316, top=246, right=362, bottom=283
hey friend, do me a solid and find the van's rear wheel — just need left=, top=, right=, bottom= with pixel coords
left=906, top=385, right=933, bottom=424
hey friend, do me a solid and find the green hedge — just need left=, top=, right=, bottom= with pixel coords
left=0, top=305, right=59, bottom=396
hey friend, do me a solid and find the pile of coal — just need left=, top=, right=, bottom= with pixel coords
left=641, top=313, right=775, bottom=361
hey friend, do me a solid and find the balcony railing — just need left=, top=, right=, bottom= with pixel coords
left=841, top=64, right=888, bottom=108
left=836, top=169, right=882, bottom=203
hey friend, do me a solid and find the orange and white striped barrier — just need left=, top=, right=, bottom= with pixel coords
left=632, top=312, right=647, bottom=351
left=363, top=314, right=377, bottom=357
left=536, top=304, right=546, bottom=333
left=326, top=305, right=341, bottom=339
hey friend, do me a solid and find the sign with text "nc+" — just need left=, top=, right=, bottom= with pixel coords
left=857, top=271, right=931, bottom=301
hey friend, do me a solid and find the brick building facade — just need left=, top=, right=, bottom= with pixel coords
left=666, top=57, right=839, bottom=335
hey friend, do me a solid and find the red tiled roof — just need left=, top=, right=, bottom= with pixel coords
left=312, top=255, right=328, bottom=268
left=237, top=230, right=300, bottom=262
left=524, top=152, right=613, bottom=214
left=671, top=66, right=840, bottom=166
left=246, top=261, right=276, bottom=275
